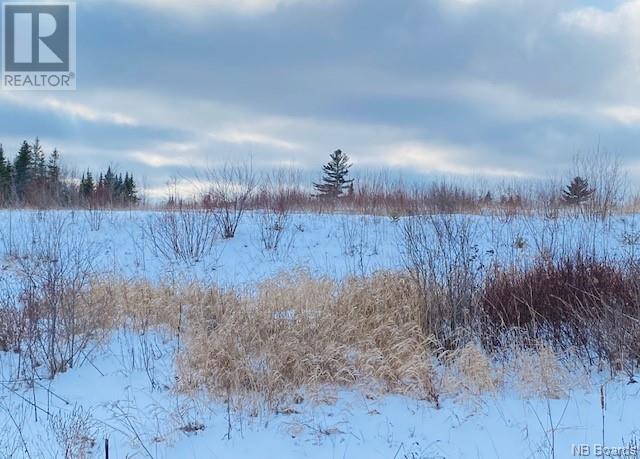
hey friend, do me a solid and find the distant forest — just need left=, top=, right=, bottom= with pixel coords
left=0, top=139, right=139, bottom=208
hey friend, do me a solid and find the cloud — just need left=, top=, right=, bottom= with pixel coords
left=371, top=142, right=529, bottom=177
left=436, top=0, right=503, bottom=14
left=601, top=105, right=640, bottom=125
left=145, top=180, right=203, bottom=200
left=209, top=130, right=302, bottom=150
left=560, top=1, right=640, bottom=37
left=7, top=0, right=640, bottom=192
left=0, top=93, right=137, bottom=126
left=129, top=142, right=205, bottom=168
left=558, top=1, right=640, bottom=111
left=560, top=7, right=618, bottom=35
left=41, top=98, right=138, bottom=126
left=98, top=0, right=326, bottom=16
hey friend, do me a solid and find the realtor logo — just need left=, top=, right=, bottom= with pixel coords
left=2, top=2, right=76, bottom=90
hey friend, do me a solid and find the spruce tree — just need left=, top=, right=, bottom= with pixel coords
left=80, top=171, right=95, bottom=199
left=47, top=148, right=60, bottom=184
left=96, top=173, right=105, bottom=204
left=124, top=173, right=138, bottom=204
left=313, top=149, right=354, bottom=198
left=563, top=176, right=594, bottom=205
left=104, top=166, right=115, bottom=202
left=114, top=174, right=124, bottom=202
left=0, top=145, right=11, bottom=204
left=46, top=148, right=61, bottom=203
left=32, top=138, right=46, bottom=181
left=14, top=141, right=33, bottom=200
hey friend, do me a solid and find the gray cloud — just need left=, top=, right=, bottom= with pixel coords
left=1, top=0, right=639, bottom=193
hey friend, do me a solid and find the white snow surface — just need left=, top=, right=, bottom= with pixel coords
left=0, top=210, right=638, bottom=458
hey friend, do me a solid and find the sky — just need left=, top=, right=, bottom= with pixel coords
left=1, top=0, right=640, bottom=197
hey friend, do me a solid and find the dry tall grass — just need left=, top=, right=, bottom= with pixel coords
left=510, top=342, right=573, bottom=399
left=175, top=271, right=439, bottom=407
left=441, top=343, right=501, bottom=399
left=60, top=272, right=441, bottom=407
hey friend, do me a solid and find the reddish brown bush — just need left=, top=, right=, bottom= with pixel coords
left=482, top=254, right=638, bottom=355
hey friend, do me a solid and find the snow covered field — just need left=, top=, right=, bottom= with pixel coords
left=4, top=338, right=640, bottom=459
left=0, top=210, right=638, bottom=458
left=0, top=209, right=637, bottom=285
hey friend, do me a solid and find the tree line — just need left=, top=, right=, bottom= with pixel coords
left=0, top=139, right=139, bottom=207
left=79, top=167, right=138, bottom=206
left=313, top=149, right=603, bottom=211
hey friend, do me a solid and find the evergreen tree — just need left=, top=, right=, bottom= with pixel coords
left=32, top=137, right=46, bottom=181
left=104, top=166, right=115, bottom=184
left=47, top=148, right=61, bottom=202
left=79, top=171, right=95, bottom=199
left=563, top=176, right=594, bottom=205
left=0, top=145, right=11, bottom=204
left=313, top=149, right=354, bottom=198
left=114, top=174, right=124, bottom=202
left=124, top=173, right=138, bottom=203
left=79, top=173, right=86, bottom=197
left=96, top=173, right=105, bottom=204
left=14, top=141, right=33, bottom=200
left=0, top=138, right=141, bottom=208
left=103, top=166, right=115, bottom=201
left=47, top=148, right=60, bottom=183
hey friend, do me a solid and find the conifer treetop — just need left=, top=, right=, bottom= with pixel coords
left=313, top=149, right=354, bottom=198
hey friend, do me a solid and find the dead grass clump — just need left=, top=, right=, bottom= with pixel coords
left=0, top=303, right=21, bottom=352
left=85, top=279, right=186, bottom=333
left=510, top=343, right=573, bottom=399
left=441, top=343, right=502, bottom=399
left=176, top=271, right=439, bottom=407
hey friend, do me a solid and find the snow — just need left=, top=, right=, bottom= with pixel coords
left=1, top=331, right=638, bottom=459
left=0, top=209, right=638, bottom=457
left=1, top=209, right=636, bottom=285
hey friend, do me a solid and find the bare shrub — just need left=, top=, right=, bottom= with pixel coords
left=259, top=209, right=290, bottom=253
left=202, top=163, right=256, bottom=239
left=620, top=217, right=640, bottom=263
left=423, top=181, right=480, bottom=214
left=402, top=215, right=481, bottom=344
left=482, top=254, right=634, bottom=348
left=256, top=170, right=302, bottom=252
left=480, top=252, right=640, bottom=378
left=254, top=168, right=308, bottom=213
left=84, top=205, right=103, bottom=232
left=340, top=217, right=380, bottom=277
left=11, top=213, right=101, bottom=377
left=145, top=206, right=219, bottom=263
left=49, top=405, right=97, bottom=459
